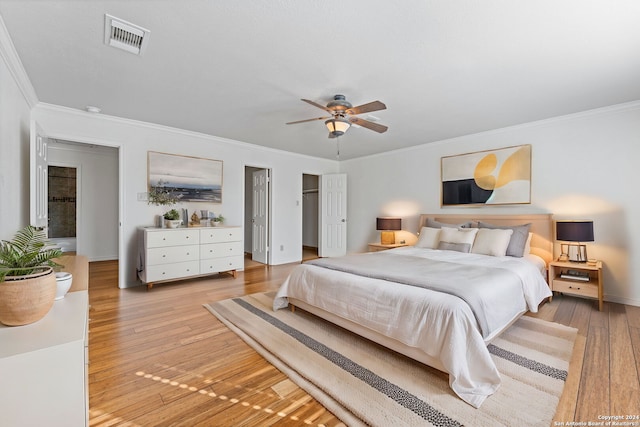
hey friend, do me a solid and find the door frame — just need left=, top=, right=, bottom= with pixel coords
left=244, top=165, right=272, bottom=265
left=301, top=173, right=320, bottom=258
left=30, top=122, right=124, bottom=287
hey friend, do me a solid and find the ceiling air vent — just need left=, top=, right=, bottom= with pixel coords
left=104, top=14, right=150, bottom=56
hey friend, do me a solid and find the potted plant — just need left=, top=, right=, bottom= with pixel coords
left=164, top=209, right=182, bottom=228
left=147, top=180, right=182, bottom=206
left=211, top=214, right=224, bottom=226
left=0, top=226, right=63, bottom=326
left=148, top=180, right=182, bottom=227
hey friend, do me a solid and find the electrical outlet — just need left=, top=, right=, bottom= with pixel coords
left=137, top=192, right=148, bottom=201
left=280, top=245, right=284, bottom=251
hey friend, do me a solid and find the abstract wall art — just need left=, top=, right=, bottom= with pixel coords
left=441, top=144, right=531, bottom=206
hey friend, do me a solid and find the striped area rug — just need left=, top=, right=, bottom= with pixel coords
left=204, top=292, right=577, bottom=427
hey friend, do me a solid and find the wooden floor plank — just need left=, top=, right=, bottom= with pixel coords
left=575, top=324, right=610, bottom=421
left=609, top=303, right=640, bottom=414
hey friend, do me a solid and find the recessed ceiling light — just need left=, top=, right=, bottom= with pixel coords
left=85, top=106, right=101, bottom=113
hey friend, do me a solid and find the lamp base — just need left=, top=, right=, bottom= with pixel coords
left=567, top=243, right=588, bottom=263
left=380, top=231, right=396, bottom=245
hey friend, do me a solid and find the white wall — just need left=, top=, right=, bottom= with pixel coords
left=0, top=33, right=32, bottom=241
left=48, top=141, right=119, bottom=261
left=341, top=102, right=640, bottom=306
left=31, top=104, right=338, bottom=287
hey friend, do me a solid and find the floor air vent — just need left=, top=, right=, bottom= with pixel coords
left=104, top=14, right=150, bottom=56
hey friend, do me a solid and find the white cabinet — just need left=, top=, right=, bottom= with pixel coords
left=0, top=291, right=89, bottom=427
left=138, top=226, right=243, bottom=289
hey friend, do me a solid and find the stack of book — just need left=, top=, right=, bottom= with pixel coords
left=560, top=270, right=590, bottom=281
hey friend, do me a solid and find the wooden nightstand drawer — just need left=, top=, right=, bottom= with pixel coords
left=552, top=279, right=598, bottom=298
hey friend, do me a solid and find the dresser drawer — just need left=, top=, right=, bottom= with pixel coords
left=200, top=256, right=243, bottom=273
left=200, top=241, right=243, bottom=259
left=145, top=261, right=200, bottom=282
left=147, top=229, right=200, bottom=248
left=552, top=279, right=598, bottom=298
left=200, top=227, right=242, bottom=244
left=147, top=245, right=199, bottom=265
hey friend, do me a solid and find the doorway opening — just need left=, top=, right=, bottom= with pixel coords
left=48, top=165, right=77, bottom=253
left=302, top=174, right=319, bottom=260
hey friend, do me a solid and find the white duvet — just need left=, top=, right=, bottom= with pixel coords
left=273, top=246, right=552, bottom=408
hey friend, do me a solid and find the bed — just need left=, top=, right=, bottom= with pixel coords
left=272, top=214, right=553, bottom=408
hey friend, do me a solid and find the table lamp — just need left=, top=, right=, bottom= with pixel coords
left=376, top=217, right=401, bottom=245
left=556, top=220, right=594, bottom=262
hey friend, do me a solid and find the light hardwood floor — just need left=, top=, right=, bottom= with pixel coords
left=88, top=260, right=640, bottom=426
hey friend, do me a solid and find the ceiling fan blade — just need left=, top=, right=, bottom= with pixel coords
left=286, top=116, right=330, bottom=125
left=301, top=99, right=332, bottom=113
left=349, top=117, right=388, bottom=133
left=346, top=100, right=386, bottom=116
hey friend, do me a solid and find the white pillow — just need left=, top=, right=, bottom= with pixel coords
left=439, top=227, right=479, bottom=246
left=415, top=227, right=441, bottom=249
left=471, top=228, right=514, bottom=257
left=524, top=232, right=533, bottom=254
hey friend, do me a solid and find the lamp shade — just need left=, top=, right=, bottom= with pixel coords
left=556, top=221, right=594, bottom=242
left=325, top=117, right=351, bottom=136
left=376, top=217, right=401, bottom=231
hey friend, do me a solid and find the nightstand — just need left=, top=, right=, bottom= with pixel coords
left=367, top=243, right=408, bottom=252
left=549, top=259, right=603, bottom=311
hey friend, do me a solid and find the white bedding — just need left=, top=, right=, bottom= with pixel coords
left=273, top=246, right=552, bottom=408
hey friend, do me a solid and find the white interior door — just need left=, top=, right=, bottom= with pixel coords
left=252, top=169, right=269, bottom=263
left=30, top=120, right=49, bottom=230
left=319, top=173, right=347, bottom=257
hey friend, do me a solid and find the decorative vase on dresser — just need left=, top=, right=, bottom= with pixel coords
left=137, top=225, right=243, bottom=289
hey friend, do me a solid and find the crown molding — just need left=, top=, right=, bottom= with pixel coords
left=35, top=102, right=338, bottom=164
left=341, top=99, right=640, bottom=164
left=0, top=15, right=38, bottom=107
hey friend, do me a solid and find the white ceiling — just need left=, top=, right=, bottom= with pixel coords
left=1, top=1, right=639, bottom=160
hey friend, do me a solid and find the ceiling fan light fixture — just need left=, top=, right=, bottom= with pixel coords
left=325, top=117, right=350, bottom=136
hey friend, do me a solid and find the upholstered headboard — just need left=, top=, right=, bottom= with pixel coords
left=417, top=213, right=553, bottom=265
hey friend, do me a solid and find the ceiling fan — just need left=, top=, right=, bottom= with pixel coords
left=286, top=94, right=388, bottom=138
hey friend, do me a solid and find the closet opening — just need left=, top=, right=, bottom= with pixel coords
left=302, top=174, right=319, bottom=260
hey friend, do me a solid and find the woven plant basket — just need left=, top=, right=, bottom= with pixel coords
left=0, top=267, right=56, bottom=326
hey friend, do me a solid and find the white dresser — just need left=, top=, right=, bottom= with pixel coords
left=138, top=226, right=243, bottom=289
left=0, top=291, right=89, bottom=427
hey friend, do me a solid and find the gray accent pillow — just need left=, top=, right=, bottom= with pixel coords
left=426, top=218, right=473, bottom=229
left=437, top=241, right=472, bottom=253
left=477, top=221, right=531, bottom=257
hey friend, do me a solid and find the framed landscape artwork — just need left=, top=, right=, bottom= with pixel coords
left=441, top=144, right=531, bottom=206
left=148, top=151, right=223, bottom=203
